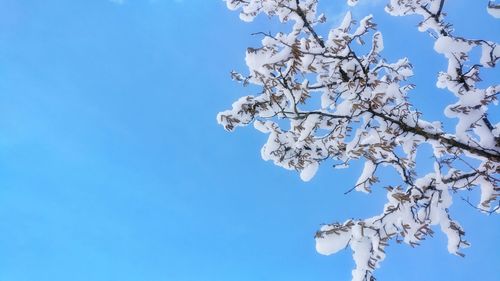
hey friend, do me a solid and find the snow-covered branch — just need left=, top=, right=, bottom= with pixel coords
left=218, top=0, right=499, bottom=280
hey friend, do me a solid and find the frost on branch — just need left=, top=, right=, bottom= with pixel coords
left=218, top=0, right=499, bottom=280
left=488, top=1, right=500, bottom=18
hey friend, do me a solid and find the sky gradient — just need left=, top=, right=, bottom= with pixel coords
left=0, top=1, right=498, bottom=281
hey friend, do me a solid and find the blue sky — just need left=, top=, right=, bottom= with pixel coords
left=0, top=0, right=498, bottom=281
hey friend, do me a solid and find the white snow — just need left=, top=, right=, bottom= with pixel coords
left=434, top=36, right=473, bottom=54
left=316, top=225, right=352, bottom=255
left=300, top=162, right=319, bottom=182
left=487, top=2, right=500, bottom=18
left=355, top=161, right=376, bottom=192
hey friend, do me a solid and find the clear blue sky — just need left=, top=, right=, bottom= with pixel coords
left=0, top=1, right=498, bottom=281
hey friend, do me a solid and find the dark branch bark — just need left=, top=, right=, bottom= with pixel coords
left=294, top=0, right=326, bottom=48
left=368, top=109, right=500, bottom=162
